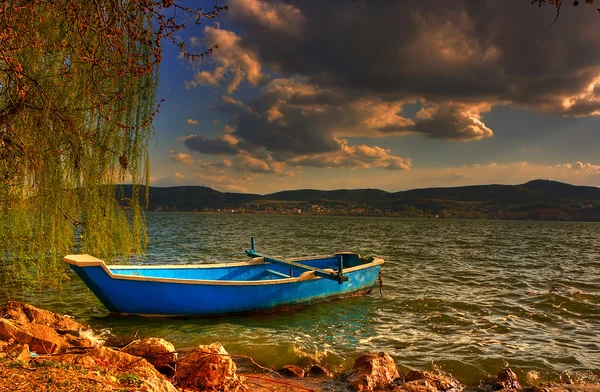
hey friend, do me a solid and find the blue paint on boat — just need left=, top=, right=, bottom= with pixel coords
left=63, top=252, right=384, bottom=317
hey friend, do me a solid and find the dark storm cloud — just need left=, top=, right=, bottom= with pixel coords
left=227, top=0, right=600, bottom=116
left=182, top=135, right=240, bottom=155
left=211, top=79, right=413, bottom=156
left=232, top=110, right=342, bottom=154
left=198, top=91, right=413, bottom=171
left=410, top=103, right=493, bottom=140
left=182, top=0, right=600, bottom=174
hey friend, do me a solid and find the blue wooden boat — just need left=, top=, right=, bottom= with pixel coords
left=63, top=240, right=384, bottom=317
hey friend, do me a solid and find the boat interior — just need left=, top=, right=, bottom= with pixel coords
left=106, top=253, right=374, bottom=281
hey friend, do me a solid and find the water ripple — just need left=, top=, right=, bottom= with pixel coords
left=1, top=214, right=599, bottom=384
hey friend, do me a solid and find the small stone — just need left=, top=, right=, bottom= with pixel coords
left=405, top=370, right=428, bottom=382
left=6, top=343, right=31, bottom=362
left=493, top=367, right=521, bottom=390
left=279, top=365, right=305, bottom=378
left=307, top=363, right=333, bottom=377
left=402, top=370, right=463, bottom=392
left=139, top=376, right=178, bottom=392
left=525, top=387, right=547, bottom=392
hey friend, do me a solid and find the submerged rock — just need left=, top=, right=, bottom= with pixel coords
left=392, top=370, right=463, bottom=392
left=280, top=364, right=306, bottom=378
left=345, top=351, right=400, bottom=391
left=492, top=368, right=521, bottom=390
left=121, top=337, right=177, bottom=371
left=175, top=342, right=239, bottom=390
left=308, top=363, right=333, bottom=378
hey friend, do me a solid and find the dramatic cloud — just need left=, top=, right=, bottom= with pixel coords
left=186, top=118, right=199, bottom=125
left=233, top=154, right=295, bottom=176
left=210, top=95, right=252, bottom=115
left=287, top=140, right=411, bottom=171
left=169, top=151, right=195, bottom=165
left=230, top=0, right=304, bottom=35
left=169, top=0, right=600, bottom=189
left=225, top=0, right=600, bottom=117
left=411, top=103, right=493, bottom=140
left=210, top=77, right=491, bottom=169
left=184, top=26, right=266, bottom=94
left=179, top=134, right=241, bottom=155
left=556, top=77, right=600, bottom=116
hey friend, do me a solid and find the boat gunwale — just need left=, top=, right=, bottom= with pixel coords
left=63, top=254, right=384, bottom=286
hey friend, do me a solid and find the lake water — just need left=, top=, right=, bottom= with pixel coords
left=2, top=213, right=599, bottom=385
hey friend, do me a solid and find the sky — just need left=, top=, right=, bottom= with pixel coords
left=148, top=0, right=600, bottom=193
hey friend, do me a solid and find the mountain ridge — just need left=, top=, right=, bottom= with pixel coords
left=119, top=179, right=600, bottom=221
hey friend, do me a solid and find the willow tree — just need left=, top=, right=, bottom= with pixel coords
left=0, top=1, right=224, bottom=288
left=532, top=0, right=600, bottom=22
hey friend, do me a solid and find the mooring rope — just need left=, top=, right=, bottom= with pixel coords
left=377, top=271, right=387, bottom=297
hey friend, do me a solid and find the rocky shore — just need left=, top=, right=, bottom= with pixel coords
left=0, top=300, right=598, bottom=392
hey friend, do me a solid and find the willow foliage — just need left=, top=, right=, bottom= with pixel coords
left=0, top=1, right=224, bottom=288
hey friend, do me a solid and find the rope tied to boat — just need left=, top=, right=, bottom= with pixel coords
left=377, top=271, right=387, bottom=297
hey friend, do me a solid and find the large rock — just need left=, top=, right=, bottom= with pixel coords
left=346, top=352, right=400, bottom=392
left=175, top=342, right=239, bottom=391
left=0, top=301, right=94, bottom=353
left=1, top=300, right=86, bottom=332
left=121, top=337, right=177, bottom=371
left=0, top=317, right=67, bottom=354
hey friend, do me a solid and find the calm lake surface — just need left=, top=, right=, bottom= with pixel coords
left=3, top=213, right=600, bottom=385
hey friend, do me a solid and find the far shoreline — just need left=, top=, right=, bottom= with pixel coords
left=144, top=210, right=600, bottom=223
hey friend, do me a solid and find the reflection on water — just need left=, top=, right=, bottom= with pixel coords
left=1, top=213, right=599, bottom=385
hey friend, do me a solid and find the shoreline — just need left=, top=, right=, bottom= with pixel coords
left=1, top=300, right=598, bottom=391
left=144, top=210, right=600, bottom=223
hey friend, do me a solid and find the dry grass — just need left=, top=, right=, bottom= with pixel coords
left=0, top=358, right=141, bottom=392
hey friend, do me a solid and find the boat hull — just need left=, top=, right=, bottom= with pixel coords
left=64, top=254, right=383, bottom=317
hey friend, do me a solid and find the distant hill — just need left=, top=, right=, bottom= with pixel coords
left=519, top=179, right=600, bottom=199
left=265, top=188, right=395, bottom=203
left=119, top=180, right=600, bottom=221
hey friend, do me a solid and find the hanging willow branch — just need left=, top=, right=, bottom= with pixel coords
left=531, top=0, right=600, bottom=24
left=0, top=0, right=227, bottom=289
